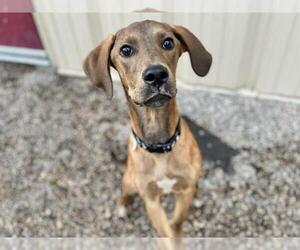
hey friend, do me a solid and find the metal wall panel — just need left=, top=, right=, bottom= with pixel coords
left=32, top=1, right=300, bottom=98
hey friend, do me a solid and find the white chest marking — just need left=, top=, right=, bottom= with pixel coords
left=156, top=177, right=176, bottom=194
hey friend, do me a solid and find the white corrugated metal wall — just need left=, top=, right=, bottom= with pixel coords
left=32, top=1, right=300, bottom=98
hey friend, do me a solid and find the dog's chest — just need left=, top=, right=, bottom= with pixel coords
left=156, top=177, right=176, bottom=194
left=153, top=157, right=177, bottom=194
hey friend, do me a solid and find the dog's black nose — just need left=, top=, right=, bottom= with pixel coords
left=143, top=65, right=169, bottom=87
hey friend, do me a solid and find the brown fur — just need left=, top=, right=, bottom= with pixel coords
left=83, top=20, right=212, bottom=237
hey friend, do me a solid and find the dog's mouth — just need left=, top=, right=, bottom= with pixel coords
left=142, top=84, right=177, bottom=107
left=143, top=93, right=172, bottom=107
left=131, top=82, right=177, bottom=107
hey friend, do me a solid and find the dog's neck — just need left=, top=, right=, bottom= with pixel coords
left=127, top=98, right=180, bottom=145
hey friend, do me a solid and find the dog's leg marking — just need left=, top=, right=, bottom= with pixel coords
left=172, top=177, right=189, bottom=193
left=121, top=169, right=136, bottom=203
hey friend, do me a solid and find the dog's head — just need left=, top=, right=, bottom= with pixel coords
left=83, top=20, right=212, bottom=107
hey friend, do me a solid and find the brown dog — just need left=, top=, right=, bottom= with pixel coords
left=83, top=20, right=212, bottom=237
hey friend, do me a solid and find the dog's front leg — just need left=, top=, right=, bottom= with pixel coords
left=171, top=186, right=196, bottom=236
left=144, top=191, right=174, bottom=237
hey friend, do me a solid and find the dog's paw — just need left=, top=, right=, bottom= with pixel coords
left=117, top=205, right=127, bottom=218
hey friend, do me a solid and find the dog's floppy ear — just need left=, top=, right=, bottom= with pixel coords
left=83, top=34, right=115, bottom=99
left=172, top=25, right=212, bottom=77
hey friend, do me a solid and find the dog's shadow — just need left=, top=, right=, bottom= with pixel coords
left=183, top=115, right=238, bottom=174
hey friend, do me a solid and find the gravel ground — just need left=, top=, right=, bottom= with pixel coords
left=0, top=63, right=299, bottom=237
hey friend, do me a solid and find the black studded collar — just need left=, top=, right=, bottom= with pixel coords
left=131, top=119, right=181, bottom=153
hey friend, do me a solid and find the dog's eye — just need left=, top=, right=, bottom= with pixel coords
left=120, top=45, right=134, bottom=57
left=162, top=37, right=174, bottom=50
